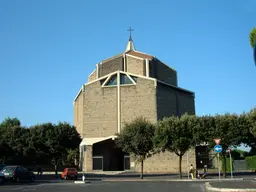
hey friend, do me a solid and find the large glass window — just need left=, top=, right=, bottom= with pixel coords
left=120, top=74, right=133, bottom=85
left=130, top=75, right=138, bottom=82
left=105, top=75, right=117, bottom=86
left=103, top=74, right=136, bottom=86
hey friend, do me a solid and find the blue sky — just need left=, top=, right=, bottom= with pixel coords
left=0, top=0, right=255, bottom=130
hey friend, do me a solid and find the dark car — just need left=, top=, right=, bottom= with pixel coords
left=0, top=164, right=6, bottom=171
left=0, top=165, right=6, bottom=184
left=1, top=166, right=35, bottom=182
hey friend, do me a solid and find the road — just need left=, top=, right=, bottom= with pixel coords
left=0, top=180, right=207, bottom=192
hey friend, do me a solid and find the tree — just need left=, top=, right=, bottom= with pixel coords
left=64, top=149, right=79, bottom=166
left=248, top=108, right=256, bottom=137
left=0, top=117, right=21, bottom=129
left=115, top=117, right=155, bottom=179
left=249, top=28, right=256, bottom=48
left=202, top=114, right=244, bottom=177
left=154, top=114, right=195, bottom=179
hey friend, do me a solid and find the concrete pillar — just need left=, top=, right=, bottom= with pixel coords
left=85, top=145, right=93, bottom=172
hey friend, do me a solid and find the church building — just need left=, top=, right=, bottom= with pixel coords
left=74, top=31, right=196, bottom=173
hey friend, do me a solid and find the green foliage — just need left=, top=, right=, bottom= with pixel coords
left=154, top=114, right=195, bottom=179
left=249, top=28, right=256, bottom=48
left=248, top=108, right=256, bottom=137
left=0, top=117, right=21, bottom=128
left=116, top=117, right=155, bottom=158
left=245, top=156, right=256, bottom=170
left=155, top=114, right=194, bottom=156
left=63, top=149, right=79, bottom=167
left=221, top=157, right=234, bottom=172
left=231, top=149, right=249, bottom=160
left=116, top=117, right=155, bottom=179
left=0, top=118, right=81, bottom=167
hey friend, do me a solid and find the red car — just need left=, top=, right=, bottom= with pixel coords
left=61, top=168, right=78, bottom=180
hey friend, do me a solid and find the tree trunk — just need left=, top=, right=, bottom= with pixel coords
left=140, top=160, right=144, bottom=179
left=179, top=155, right=182, bottom=179
left=222, top=152, right=227, bottom=178
left=55, top=164, right=58, bottom=178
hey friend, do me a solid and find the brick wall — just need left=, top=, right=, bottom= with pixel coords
left=156, top=83, right=178, bottom=120
left=88, top=70, right=97, bottom=82
left=85, top=145, right=92, bottom=172
left=126, top=56, right=145, bottom=76
left=74, top=91, right=84, bottom=137
left=177, top=90, right=195, bottom=115
left=83, top=81, right=118, bottom=138
left=150, top=59, right=177, bottom=86
left=120, top=77, right=157, bottom=129
left=156, top=82, right=195, bottom=120
left=134, top=149, right=196, bottom=173
left=99, top=56, right=123, bottom=77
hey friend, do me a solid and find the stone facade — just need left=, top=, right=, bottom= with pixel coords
left=99, top=54, right=123, bottom=77
left=74, top=39, right=196, bottom=173
left=120, top=78, right=157, bottom=128
left=150, top=59, right=178, bottom=86
left=134, top=149, right=196, bottom=173
left=126, top=55, right=145, bottom=76
left=88, top=70, right=97, bottom=82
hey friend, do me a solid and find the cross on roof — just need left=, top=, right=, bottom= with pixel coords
left=127, top=27, right=134, bottom=40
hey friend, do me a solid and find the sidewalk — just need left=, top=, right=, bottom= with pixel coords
left=206, top=181, right=256, bottom=192
left=103, top=178, right=244, bottom=182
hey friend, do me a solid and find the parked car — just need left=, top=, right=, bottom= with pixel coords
left=0, top=164, right=6, bottom=171
left=0, top=166, right=35, bottom=182
left=0, top=171, right=5, bottom=185
left=61, top=168, right=78, bottom=180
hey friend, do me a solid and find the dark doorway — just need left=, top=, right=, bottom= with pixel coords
left=124, top=156, right=130, bottom=170
left=93, top=156, right=103, bottom=170
left=93, top=139, right=128, bottom=171
left=196, top=145, right=211, bottom=169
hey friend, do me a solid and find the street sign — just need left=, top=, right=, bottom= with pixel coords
left=228, top=148, right=231, bottom=154
left=214, top=145, right=222, bottom=153
left=213, top=138, right=221, bottom=145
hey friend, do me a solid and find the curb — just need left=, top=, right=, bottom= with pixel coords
left=74, top=181, right=91, bottom=184
left=103, top=178, right=244, bottom=182
left=205, top=182, right=256, bottom=192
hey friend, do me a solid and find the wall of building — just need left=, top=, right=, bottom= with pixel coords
left=134, top=149, right=196, bottom=173
left=126, top=55, right=145, bottom=76
left=156, top=82, right=195, bottom=120
left=99, top=55, right=123, bottom=77
left=156, top=83, right=178, bottom=120
left=177, top=90, right=195, bottom=115
left=149, top=59, right=177, bottom=86
left=88, top=70, right=97, bottom=82
left=120, top=77, right=157, bottom=129
left=74, top=91, right=84, bottom=137
left=83, top=81, right=118, bottom=138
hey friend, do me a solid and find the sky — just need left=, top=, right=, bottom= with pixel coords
left=0, top=0, right=255, bottom=133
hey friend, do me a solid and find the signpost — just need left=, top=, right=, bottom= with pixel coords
left=214, top=138, right=222, bottom=181
left=228, top=148, right=233, bottom=179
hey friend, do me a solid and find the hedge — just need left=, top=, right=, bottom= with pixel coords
left=221, top=157, right=234, bottom=172
left=245, top=156, right=256, bottom=170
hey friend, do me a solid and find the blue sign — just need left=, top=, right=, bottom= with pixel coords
left=214, top=145, right=222, bottom=153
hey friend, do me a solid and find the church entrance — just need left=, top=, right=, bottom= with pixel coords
left=93, top=139, right=129, bottom=171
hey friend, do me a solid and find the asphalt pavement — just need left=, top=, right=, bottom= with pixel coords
left=0, top=180, right=207, bottom=192
left=208, top=180, right=256, bottom=189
